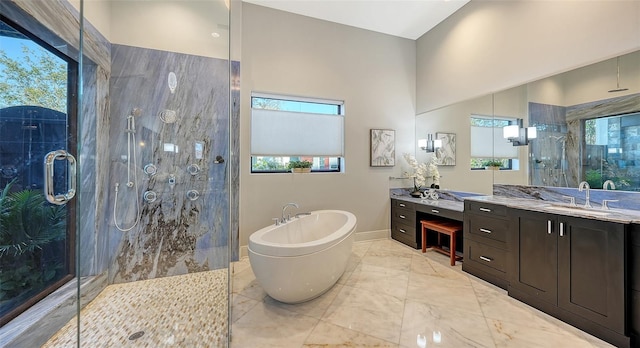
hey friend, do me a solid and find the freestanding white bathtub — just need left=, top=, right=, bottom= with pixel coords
left=248, top=210, right=356, bottom=303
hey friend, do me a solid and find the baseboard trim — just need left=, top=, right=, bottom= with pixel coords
left=355, top=229, right=389, bottom=242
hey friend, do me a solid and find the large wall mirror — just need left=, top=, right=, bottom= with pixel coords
left=415, top=50, right=640, bottom=195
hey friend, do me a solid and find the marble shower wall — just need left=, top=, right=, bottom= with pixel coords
left=108, top=44, right=230, bottom=284
left=529, top=93, right=640, bottom=189
left=494, top=184, right=640, bottom=211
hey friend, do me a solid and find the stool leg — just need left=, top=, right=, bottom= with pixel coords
left=421, top=225, right=427, bottom=253
left=450, top=231, right=456, bottom=266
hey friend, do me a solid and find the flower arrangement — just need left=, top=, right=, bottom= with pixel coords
left=403, top=153, right=441, bottom=196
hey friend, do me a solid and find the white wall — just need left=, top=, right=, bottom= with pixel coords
left=417, top=0, right=640, bottom=113
left=70, top=0, right=230, bottom=59
left=240, top=3, right=416, bottom=247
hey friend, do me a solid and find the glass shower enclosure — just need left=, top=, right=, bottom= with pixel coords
left=0, top=1, right=234, bottom=346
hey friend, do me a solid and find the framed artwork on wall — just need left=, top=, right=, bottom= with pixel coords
left=370, top=129, right=395, bottom=167
left=436, top=132, right=456, bottom=166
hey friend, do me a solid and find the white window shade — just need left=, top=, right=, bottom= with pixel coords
left=471, top=126, right=518, bottom=158
left=251, top=109, right=344, bottom=156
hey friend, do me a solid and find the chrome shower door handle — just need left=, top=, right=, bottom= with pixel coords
left=44, top=150, right=77, bottom=205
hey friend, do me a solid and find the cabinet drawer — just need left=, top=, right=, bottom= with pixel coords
left=466, top=239, right=506, bottom=273
left=391, top=221, right=417, bottom=248
left=392, top=207, right=415, bottom=225
left=393, top=199, right=414, bottom=210
left=416, top=205, right=463, bottom=221
left=467, top=214, right=508, bottom=245
left=465, top=200, right=507, bottom=217
left=392, top=220, right=415, bottom=240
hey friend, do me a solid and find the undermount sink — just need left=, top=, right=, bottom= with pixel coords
left=545, top=205, right=611, bottom=216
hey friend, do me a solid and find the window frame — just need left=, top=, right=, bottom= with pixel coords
left=0, top=14, right=78, bottom=327
left=250, top=93, right=344, bottom=174
left=470, top=115, right=517, bottom=171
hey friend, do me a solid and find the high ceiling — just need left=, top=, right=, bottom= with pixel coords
left=242, top=0, right=470, bottom=40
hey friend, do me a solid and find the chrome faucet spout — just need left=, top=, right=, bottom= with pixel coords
left=281, top=202, right=299, bottom=223
left=603, top=180, right=616, bottom=190
left=578, top=181, right=591, bottom=208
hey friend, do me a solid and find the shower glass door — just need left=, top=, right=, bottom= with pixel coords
left=0, top=15, right=77, bottom=327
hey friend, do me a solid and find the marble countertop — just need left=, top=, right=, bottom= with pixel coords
left=390, top=191, right=465, bottom=212
left=466, top=195, right=640, bottom=224
left=390, top=187, right=640, bottom=224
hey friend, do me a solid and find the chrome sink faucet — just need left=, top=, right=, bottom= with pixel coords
left=282, top=202, right=299, bottom=223
left=603, top=180, right=616, bottom=190
left=578, top=181, right=591, bottom=208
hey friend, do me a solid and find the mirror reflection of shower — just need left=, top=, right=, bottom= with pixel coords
left=113, top=108, right=142, bottom=232
left=531, top=125, right=570, bottom=187
left=550, top=135, right=569, bottom=187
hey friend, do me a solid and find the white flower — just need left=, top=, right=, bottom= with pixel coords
left=403, top=153, right=441, bottom=190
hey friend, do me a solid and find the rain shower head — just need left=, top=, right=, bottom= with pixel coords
left=608, top=56, right=629, bottom=93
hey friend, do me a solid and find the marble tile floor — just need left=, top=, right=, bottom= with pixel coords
left=231, top=239, right=615, bottom=348
left=43, top=269, right=228, bottom=347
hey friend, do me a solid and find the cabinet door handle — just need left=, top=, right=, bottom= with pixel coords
left=399, top=203, right=406, bottom=207
left=479, top=228, right=492, bottom=234
left=547, top=220, right=552, bottom=234
left=399, top=215, right=406, bottom=219
left=479, top=256, right=492, bottom=262
left=479, top=208, right=491, bottom=212
left=559, top=222, right=564, bottom=237
left=399, top=229, right=407, bottom=234
left=431, top=209, right=440, bottom=214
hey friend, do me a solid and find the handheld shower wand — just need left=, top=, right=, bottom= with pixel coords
left=114, top=108, right=142, bottom=232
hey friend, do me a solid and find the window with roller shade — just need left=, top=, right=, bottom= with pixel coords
left=250, top=93, right=344, bottom=173
left=470, top=115, right=519, bottom=170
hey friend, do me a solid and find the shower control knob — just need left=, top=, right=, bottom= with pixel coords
left=186, top=189, right=199, bottom=201
left=143, top=191, right=157, bottom=203
left=144, top=163, right=157, bottom=176
left=187, top=164, right=200, bottom=175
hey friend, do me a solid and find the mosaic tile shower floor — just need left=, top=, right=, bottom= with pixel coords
left=43, top=269, right=228, bottom=347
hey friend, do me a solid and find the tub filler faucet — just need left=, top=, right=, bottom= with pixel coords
left=281, top=202, right=299, bottom=223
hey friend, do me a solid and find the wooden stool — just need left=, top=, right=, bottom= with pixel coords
left=420, top=220, right=463, bottom=266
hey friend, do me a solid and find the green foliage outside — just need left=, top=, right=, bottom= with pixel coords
left=0, top=44, right=67, bottom=112
left=287, top=160, right=312, bottom=169
left=482, top=159, right=505, bottom=167
left=252, top=157, right=288, bottom=171
left=0, top=181, right=66, bottom=314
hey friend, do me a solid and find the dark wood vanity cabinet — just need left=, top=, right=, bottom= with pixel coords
left=390, top=199, right=417, bottom=248
left=462, top=200, right=509, bottom=289
left=508, top=208, right=628, bottom=347
left=630, top=225, right=640, bottom=345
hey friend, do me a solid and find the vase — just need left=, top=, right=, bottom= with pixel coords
left=291, top=168, right=311, bottom=173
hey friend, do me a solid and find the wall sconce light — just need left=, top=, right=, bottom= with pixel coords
left=418, top=134, right=442, bottom=153
left=503, top=119, right=536, bottom=146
